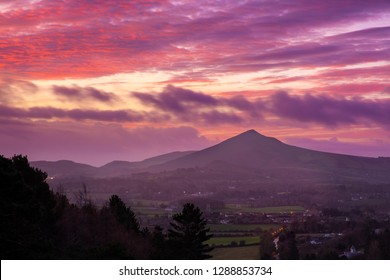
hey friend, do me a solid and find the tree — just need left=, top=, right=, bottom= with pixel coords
left=168, top=203, right=213, bottom=259
left=259, top=230, right=275, bottom=259
left=0, top=155, right=56, bottom=259
left=108, top=195, right=140, bottom=234
left=278, top=231, right=299, bottom=260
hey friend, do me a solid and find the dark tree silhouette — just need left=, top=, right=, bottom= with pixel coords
left=0, top=155, right=56, bottom=259
left=150, top=225, right=167, bottom=259
left=259, top=230, right=275, bottom=259
left=278, top=231, right=299, bottom=260
left=108, top=195, right=140, bottom=234
left=168, top=203, right=213, bottom=259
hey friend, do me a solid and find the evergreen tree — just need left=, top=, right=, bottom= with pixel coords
left=278, top=231, right=299, bottom=260
left=0, top=155, right=56, bottom=259
left=150, top=225, right=168, bottom=259
left=168, top=203, right=213, bottom=259
left=108, top=195, right=140, bottom=234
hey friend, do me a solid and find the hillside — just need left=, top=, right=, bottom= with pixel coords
left=153, top=130, right=390, bottom=183
left=31, top=130, right=390, bottom=184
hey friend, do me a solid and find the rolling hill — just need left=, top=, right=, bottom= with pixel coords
left=31, top=129, right=390, bottom=184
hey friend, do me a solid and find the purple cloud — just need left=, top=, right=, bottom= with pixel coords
left=223, top=95, right=263, bottom=117
left=53, top=85, right=117, bottom=102
left=133, top=85, right=261, bottom=124
left=133, top=85, right=218, bottom=113
left=0, top=105, right=146, bottom=122
left=200, top=111, right=243, bottom=124
left=270, top=91, right=390, bottom=126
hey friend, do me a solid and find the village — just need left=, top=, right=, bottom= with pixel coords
left=128, top=187, right=390, bottom=260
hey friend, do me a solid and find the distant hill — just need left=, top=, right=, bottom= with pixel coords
left=31, top=151, right=194, bottom=179
left=31, top=130, right=390, bottom=184
left=98, top=151, right=195, bottom=177
left=152, top=129, right=390, bottom=183
left=31, top=160, right=97, bottom=178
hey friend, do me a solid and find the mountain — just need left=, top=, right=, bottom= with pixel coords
left=31, top=151, right=194, bottom=178
left=31, top=130, right=390, bottom=184
left=153, top=129, right=390, bottom=183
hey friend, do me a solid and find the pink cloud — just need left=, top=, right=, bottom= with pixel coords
left=1, top=0, right=389, bottom=163
left=0, top=0, right=388, bottom=78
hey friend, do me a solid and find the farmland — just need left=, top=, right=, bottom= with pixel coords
left=224, top=204, right=305, bottom=213
left=209, top=223, right=279, bottom=232
left=211, top=245, right=260, bottom=260
left=207, top=235, right=260, bottom=246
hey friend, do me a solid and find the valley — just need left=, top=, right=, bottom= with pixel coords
left=29, top=129, right=390, bottom=259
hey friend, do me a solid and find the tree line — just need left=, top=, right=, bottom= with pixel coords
left=0, top=155, right=213, bottom=259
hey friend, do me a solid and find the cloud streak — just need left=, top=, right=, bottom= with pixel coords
left=269, top=92, right=390, bottom=126
left=0, top=105, right=150, bottom=122
left=133, top=85, right=218, bottom=113
left=133, top=85, right=263, bottom=124
left=133, top=86, right=390, bottom=128
left=1, top=0, right=388, bottom=78
left=53, top=85, right=117, bottom=103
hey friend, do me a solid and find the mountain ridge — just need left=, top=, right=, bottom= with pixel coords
left=31, top=129, right=390, bottom=183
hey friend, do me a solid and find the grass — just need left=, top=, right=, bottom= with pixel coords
left=209, top=223, right=279, bottom=232
left=211, top=245, right=259, bottom=260
left=206, top=236, right=260, bottom=246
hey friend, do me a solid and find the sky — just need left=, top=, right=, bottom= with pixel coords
left=1, top=0, right=389, bottom=166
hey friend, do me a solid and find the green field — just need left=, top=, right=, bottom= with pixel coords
left=224, top=205, right=304, bottom=213
left=209, top=223, right=279, bottom=232
left=211, top=245, right=259, bottom=260
left=207, top=235, right=260, bottom=246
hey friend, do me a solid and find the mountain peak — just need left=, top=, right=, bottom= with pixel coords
left=242, top=129, right=259, bottom=135
left=233, top=129, right=279, bottom=143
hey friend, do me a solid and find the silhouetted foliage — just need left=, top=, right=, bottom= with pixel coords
left=0, top=155, right=56, bottom=259
left=150, top=225, right=168, bottom=259
left=0, top=155, right=218, bottom=259
left=278, top=231, right=299, bottom=260
left=167, top=203, right=213, bottom=259
left=259, top=231, right=275, bottom=259
left=108, top=195, right=140, bottom=234
left=0, top=155, right=151, bottom=259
